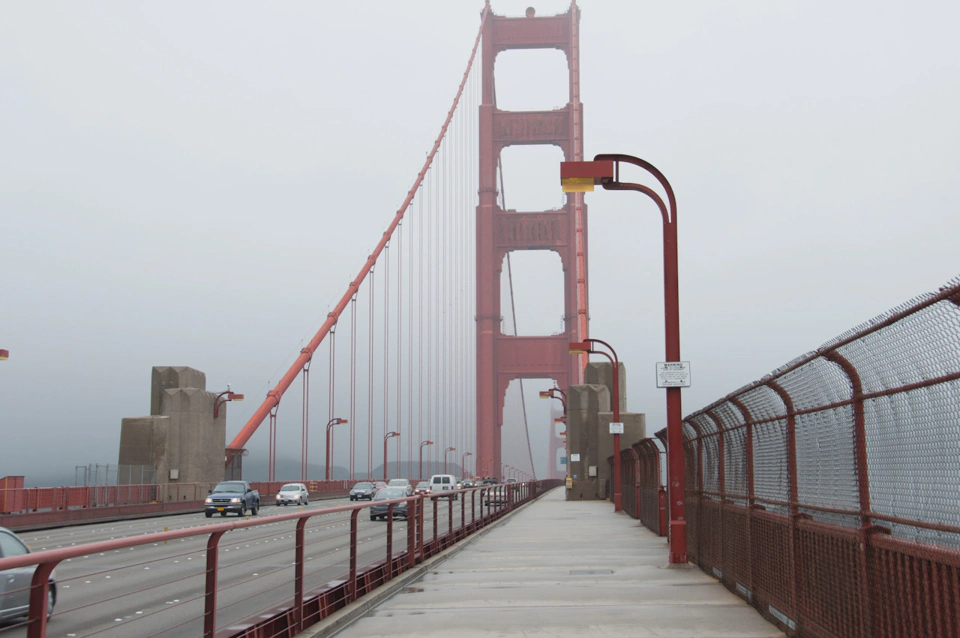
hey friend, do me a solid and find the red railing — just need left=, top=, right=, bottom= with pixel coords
left=620, top=439, right=667, bottom=536
left=0, top=480, right=352, bottom=529
left=0, top=480, right=560, bottom=637
left=668, top=276, right=960, bottom=636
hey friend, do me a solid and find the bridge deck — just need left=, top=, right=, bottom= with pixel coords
left=314, top=487, right=783, bottom=637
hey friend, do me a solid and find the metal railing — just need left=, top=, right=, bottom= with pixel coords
left=620, top=439, right=667, bottom=536
left=669, top=276, right=960, bottom=637
left=0, top=480, right=559, bottom=637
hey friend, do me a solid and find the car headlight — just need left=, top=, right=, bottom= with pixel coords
left=204, top=498, right=212, bottom=504
left=230, top=498, right=241, bottom=503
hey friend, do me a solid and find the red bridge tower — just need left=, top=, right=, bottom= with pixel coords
left=476, top=3, right=587, bottom=478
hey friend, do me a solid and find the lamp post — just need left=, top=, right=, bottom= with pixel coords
left=383, top=432, right=400, bottom=481
left=569, top=339, right=622, bottom=511
left=213, top=387, right=244, bottom=419
left=419, top=440, right=434, bottom=480
left=461, top=452, right=473, bottom=478
left=561, top=154, right=687, bottom=563
left=444, top=447, right=456, bottom=475
left=323, top=417, right=349, bottom=481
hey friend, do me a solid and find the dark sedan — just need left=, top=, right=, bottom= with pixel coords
left=369, top=487, right=409, bottom=521
left=350, top=482, right=376, bottom=501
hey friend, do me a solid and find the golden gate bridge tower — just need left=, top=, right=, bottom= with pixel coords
left=475, top=3, right=587, bottom=478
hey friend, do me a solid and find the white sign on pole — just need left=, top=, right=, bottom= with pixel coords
left=609, top=422, right=624, bottom=434
left=656, top=361, right=691, bottom=388
left=570, top=453, right=581, bottom=462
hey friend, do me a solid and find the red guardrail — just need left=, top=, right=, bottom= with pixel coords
left=0, top=480, right=353, bottom=529
left=667, top=276, right=960, bottom=636
left=0, top=480, right=560, bottom=637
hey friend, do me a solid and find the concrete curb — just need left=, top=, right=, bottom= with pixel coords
left=298, top=490, right=554, bottom=638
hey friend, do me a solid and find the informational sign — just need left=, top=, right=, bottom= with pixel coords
left=609, top=422, right=624, bottom=434
left=570, top=453, right=581, bottom=462
left=656, top=361, right=692, bottom=388
left=560, top=457, right=567, bottom=465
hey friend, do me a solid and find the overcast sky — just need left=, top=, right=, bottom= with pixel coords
left=2, top=1, right=958, bottom=484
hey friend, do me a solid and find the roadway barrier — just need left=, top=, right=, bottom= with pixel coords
left=0, top=480, right=352, bottom=529
left=669, top=276, right=960, bottom=637
left=0, top=480, right=560, bottom=637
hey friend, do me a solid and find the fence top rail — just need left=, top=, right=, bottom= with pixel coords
left=677, top=277, right=960, bottom=429
left=0, top=481, right=541, bottom=572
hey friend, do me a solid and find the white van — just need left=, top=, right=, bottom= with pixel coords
left=429, top=474, right=457, bottom=498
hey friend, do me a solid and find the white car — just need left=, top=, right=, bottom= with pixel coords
left=387, top=478, right=414, bottom=496
left=0, top=526, right=56, bottom=621
left=276, top=483, right=309, bottom=506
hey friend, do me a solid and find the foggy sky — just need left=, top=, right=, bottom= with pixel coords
left=2, top=1, right=958, bottom=484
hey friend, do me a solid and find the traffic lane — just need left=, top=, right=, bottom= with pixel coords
left=6, top=500, right=467, bottom=637
left=15, top=495, right=356, bottom=550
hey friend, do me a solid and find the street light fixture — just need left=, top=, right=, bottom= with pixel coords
left=444, top=446, right=456, bottom=476
left=419, top=440, right=434, bottom=480
left=569, top=339, right=622, bottom=512
left=322, top=418, right=349, bottom=481
left=383, top=432, right=400, bottom=481
left=461, top=452, right=473, bottom=478
left=214, top=388, right=245, bottom=419
left=561, top=153, right=687, bottom=564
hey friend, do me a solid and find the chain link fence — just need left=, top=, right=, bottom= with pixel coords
left=673, top=275, right=960, bottom=637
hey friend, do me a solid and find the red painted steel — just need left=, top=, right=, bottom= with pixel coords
left=673, top=276, right=960, bottom=636
left=224, top=4, right=491, bottom=468
left=475, top=3, right=585, bottom=479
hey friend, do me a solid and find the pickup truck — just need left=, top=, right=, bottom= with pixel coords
left=204, top=481, right=260, bottom=517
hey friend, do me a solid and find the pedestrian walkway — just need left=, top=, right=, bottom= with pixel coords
left=318, top=487, right=783, bottom=637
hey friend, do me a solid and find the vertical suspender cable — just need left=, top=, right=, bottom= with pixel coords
left=383, top=245, right=390, bottom=478
left=328, top=325, right=336, bottom=479
left=368, top=269, right=375, bottom=478
left=350, top=297, right=357, bottom=480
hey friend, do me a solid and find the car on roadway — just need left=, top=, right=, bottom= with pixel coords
left=204, top=481, right=260, bottom=517
left=0, top=526, right=56, bottom=621
left=457, top=479, right=475, bottom=490
left=429, top=474, right=458, bottom=499
left=484, top=485, right=509, bottom=506
left=349, top=482, right=376, bottom=501
left=387, top=478, right=413, bottom=496
left=276, top=483, right=309, bottom=506
left=369, top=487, right=410, bottom=521
left=373, top=481, right=388, bottom=491
left=505, top=478, right=518, bottom=484
left=414, top=481, right=431, bottom=495
left=481, top=476, right=499, bottom=485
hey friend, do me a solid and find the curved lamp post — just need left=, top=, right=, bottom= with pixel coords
left=419, top=440, right=434, bottom=480
left=561, top=154, right=687, bottom=563
left=383, top=432, right=400, bottom=481
left=213, top=388, right=244, bottom=419
left=443, top=446, right=456, bottom=475
left=461, top=452, right=473, bottom=478
left=323, top=417, right=349, bottom=481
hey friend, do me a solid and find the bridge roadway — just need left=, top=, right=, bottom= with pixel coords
left=1, top=495, right=464, bottom=637
left=309, top=488, right=785, bottom=638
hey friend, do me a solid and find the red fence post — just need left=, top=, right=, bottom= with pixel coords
left=294, top=518, right=307, bottom=631
left=203, top=530, right=225, bottom=638
left=407, top=497, right=417, bottom=569
left=25, top=561, right=57, bottom=638
left=349, top=509, right=359, bottom=601
left=386, top=503, right=394, bottom=581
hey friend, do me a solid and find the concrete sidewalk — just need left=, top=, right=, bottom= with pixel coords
left=327, top=487, right=782, bottom=637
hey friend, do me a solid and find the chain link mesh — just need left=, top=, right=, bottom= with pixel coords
left=669, top=276, right=960, bottom=636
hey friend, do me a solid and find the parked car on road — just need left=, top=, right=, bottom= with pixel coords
left=370, top=487, right=410, bottom=521
left=0, top=527, right=56, bottom=621
left=276, top=483, right=309, bottom=506
left=350, top=482, right=376, bottom=501
left=205, top=481, right=260, bottom=517
left=387, top=478, right=414, bottom=496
